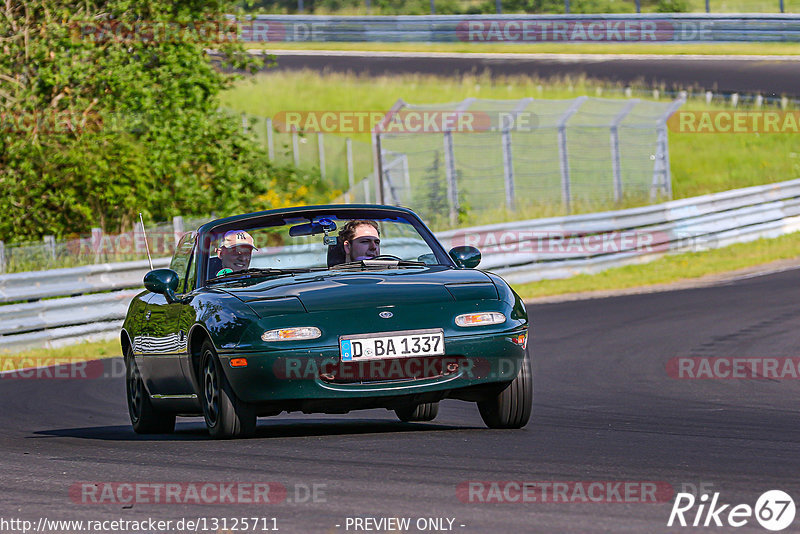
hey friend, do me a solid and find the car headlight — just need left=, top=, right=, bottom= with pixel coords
left=454, top=312, right=506, bottom=327
left=261, top=327, right=321, bottom=341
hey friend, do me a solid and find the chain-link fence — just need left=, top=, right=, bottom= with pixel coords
left=374, top=96, right=684, bottom=226
left=0, top=216, right=212, bottom=274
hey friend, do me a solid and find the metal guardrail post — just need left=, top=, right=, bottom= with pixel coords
left=557, top=96, right=587, bottom=213
left=318, top=133, right=326, bottom=181
left=610, top=100, right=638, bottom=204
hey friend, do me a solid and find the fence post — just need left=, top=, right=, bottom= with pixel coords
left=292, top=129, right=300, bottom=167
left=610, top=100, right=638, bottom=204
left=173, top=216, right=184, bottom=246
left=346, top=137, right=355, bottom=203
left=495, top=0, right=502, bottom=13
left=780, top=0, right=784, bottom=12
left=92, top=227, right=103, bottom=264
left=0, top=240, right=5, bottom=274
left=317, top=133, right=326, bottom=181
left=653, top=95, right=685, bottom=200
left=266, top=118, right=275, bottom=160
left=556, top=96, right=587, bottom=213
left=372, top=132, right=383, bottom=204
left=241, top=113, right=248, bottom=135
left=43, top=235, right=56, bottom=262
left=443, top=130, right=459, bottom=226
left=501, top=129, right=515, bottom=211
left=134, top=220, right=145, bottom=254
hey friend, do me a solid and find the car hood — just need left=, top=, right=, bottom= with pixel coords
left=216, top=267, right=496, bottom=312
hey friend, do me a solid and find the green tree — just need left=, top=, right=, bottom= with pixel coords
left=0, top=1, right=331, bottom=243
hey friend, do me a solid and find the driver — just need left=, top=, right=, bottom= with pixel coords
left=340, top=220, right=380, bottom=262
left=214, top=230, right=257, bottom=276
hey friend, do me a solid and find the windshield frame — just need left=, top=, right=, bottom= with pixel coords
left=195, top=205, right=454, bottom=287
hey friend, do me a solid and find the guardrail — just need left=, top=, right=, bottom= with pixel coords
left=236, top=14, right=800, bottom=43
left=2, top=177, right=800, bottom=352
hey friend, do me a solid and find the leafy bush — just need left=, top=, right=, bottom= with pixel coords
left=0, top=1, right=332, bottom=244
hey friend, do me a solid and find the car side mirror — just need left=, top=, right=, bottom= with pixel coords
left=144, top=269, right=180, bottom=303
left=449, top=246, right=481, bottom=269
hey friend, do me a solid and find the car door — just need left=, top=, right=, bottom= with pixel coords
left=140, top=232, right=197, bottom=396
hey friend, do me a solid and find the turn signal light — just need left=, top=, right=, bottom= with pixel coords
left=511, top=333, right=528, bottom=350
left=230, top=358, right=248, bottom=368
left=455, top=312, right=506, bottom=327
left=262, top=327, right=322, bottom=342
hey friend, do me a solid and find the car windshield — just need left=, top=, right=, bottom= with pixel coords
left=205, top=211, right=446, bottom=280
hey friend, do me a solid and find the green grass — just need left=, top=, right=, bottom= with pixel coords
left=251, top=41, right=800, bottom=56
left=0, top=339, right=120, bottom=369
left=513, top=230, right=800, bottom=298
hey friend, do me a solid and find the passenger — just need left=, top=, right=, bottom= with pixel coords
left=213, top=230, right=257, bottom=276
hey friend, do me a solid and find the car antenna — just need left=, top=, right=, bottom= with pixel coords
left=139, top=212, right=154, bottom=270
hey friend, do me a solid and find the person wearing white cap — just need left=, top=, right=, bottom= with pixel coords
left=214, top=230, right=258, bottom=276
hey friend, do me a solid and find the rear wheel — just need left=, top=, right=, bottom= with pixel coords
left=125, top=347, right=175, bottom=434
left=478, top=351, right=532, bottom=429
left=200, top=340, right=256, bottom=439
left=395, top=402, right=439, bottom=422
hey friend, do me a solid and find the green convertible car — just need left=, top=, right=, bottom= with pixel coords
left=121, top=205, right=531, bottom=438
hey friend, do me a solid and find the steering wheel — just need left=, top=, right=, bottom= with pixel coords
left=372, top=254, right=402, bottom=261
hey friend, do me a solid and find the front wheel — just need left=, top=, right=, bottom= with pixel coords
left=200, top=341, right=256, bottom=439
left=125, top=348, right=175, bottom=434
left=395, top=402, right=439, bottom=422
left=477, top=351, right=532, bottom=429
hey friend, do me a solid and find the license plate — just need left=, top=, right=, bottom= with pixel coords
left=340, top=329, right=445, bottom=361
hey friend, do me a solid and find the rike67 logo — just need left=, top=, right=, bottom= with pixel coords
left=668, top=490, right=796, bottom=531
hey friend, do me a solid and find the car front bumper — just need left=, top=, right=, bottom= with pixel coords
left=217, top=329, right=528, bottom=405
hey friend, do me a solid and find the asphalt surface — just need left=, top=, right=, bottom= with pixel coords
left=265, top=50, right=800, bottom=96
left=3, top=268, right=800, bottom=533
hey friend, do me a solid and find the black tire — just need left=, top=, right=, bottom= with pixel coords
left=125, top=347, right=175, bottom=434
left=200, top=341, right=256, bottom=439
left=478, top=351, right=532, bottom=429
left=395, top=402, right=439, bottom=422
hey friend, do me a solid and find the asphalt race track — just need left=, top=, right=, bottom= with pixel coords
left=265, top=51, right=800, bottom=97
left=3, top=268, right=800, bottom=533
